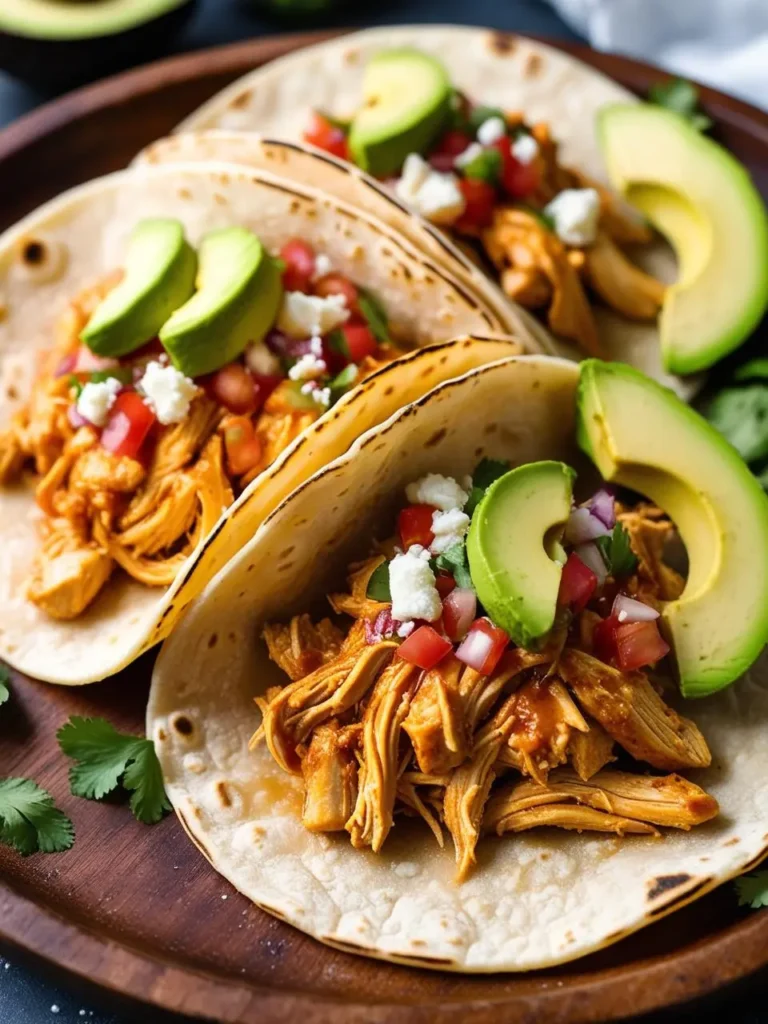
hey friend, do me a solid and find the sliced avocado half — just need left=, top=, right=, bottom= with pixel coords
left=467, top=461, right=575, bottom=649
left=348, top=48, right=452, bottom=177
left=598, top=104, right=768, bottom=376
left=0, top=0, right=189, bottom=38
left=159, top=227, right=283, bottom=378
left=81, top=218, right=197, bottom=358
left=578, top=359, right=768, bottom=696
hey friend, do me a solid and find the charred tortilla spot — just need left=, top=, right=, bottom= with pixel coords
left=723, top=837, right=740, bottom=846
left=247, top=563, right=255, bottom=572
left=384, top=386, right=395, bottom=397
left=231, top=91, right=250, bottom=109
left=178, top=188, right=192, bottom=200
left=6, top=385, right=17, bottom=400
left=647, top=873, right=692, bottom=900
left=0, top=304, right=7, bottom=323
left=484, top=422, right=498, bottom=435
left=420, top=365, right=435, bottom=379
left=277, top=562, right=294, bottom=574
left=207, top=633, right=218, bottom=649
left=426, top=428, right=447, bottom=448
left=489, top=31, right=517, bottom=54
left=343, top=48, right=360, bottom=64
left=22, top=240, right=45, bottom=265
left=475, top=446, right=484, bottom=457
left=278, top=546, right=296, bottom=560
left=524, top=53, right=544, bottom=78
left=157, top=728, right=167, bottom=742
left=172, top=714, right=194, bottom=736
left=161, top=605, right=175, bottom=621
left=227, top=632, right=235, bottom=643
left=216, top=781, right=232, bottom=808
left=213, top=193, right=227, bottom=206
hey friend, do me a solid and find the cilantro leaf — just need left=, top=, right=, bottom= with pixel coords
left=461, top=148, right=502, bottom=184
left=57, top=716, right=169, bottom=826
left=328, top=364, right=359, bottom=401
left=735, top=871, right=768, bottom=909
left=707, top=384, right=768, bottom=464
left=327, top=329, right=349, bottom=359
left=0, top=664, right=10, bottom=707
left=357, top=291, right=389, bottom=343
left=0, top=778, right=74, bottom=856
left=433, top=542, right=473, bottom=590
left=466, top=458, right=510, bottom=516
left=519, top=203, right=556, bottom=232
left=594, top=523, right=637, bottom=578
left=648, top=78, right=712, bottom=132
left=366, top=562, right=391, bottom=601
left=468, top=106, right=507, bottom=133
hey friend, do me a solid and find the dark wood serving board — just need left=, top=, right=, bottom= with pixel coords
left=0, top=30, right=767, bottom=1024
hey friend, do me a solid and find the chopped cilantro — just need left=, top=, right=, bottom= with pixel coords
left=328, top=364, right=359, bottom=400
left=57, top=716, right=170, bottom=825
left=466, top=458, right=510, bottom=516
left=0, top=664, right=9, bottom=707
left=366, top=562, right=391, bottom=602
left=0, top=777, right=74, bottom=855
left=594, top=523, right=637, bottom=578
left=648, top=78, right=712, bottom=132
left=468, top=105, right=507, bottom=134
left=68, top=374, right=83, bottom=398
left=357, top=291, right=390, bottom=343
left=432, top=542, right=473, bottom=591
left=519, top=203, right=555, bottom=231
left=735, top=871, right=768, bottom=909
left=327, top=329, right=350, bottom=359
left=461, top=147, right=502, bottom=185
left=707, top=384, right=768, bottom=464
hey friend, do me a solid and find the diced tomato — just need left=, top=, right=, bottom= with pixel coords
left=100, top=390, right=156, bottom=459
left=435, top=572, right=457, bottom=600
left=558, top=552, right=598, bottom=613
left=223, top=416, right=263, bottom=477
left=592, top=614, right=620, bottom=665
left=615, top=620, right=670, bottom=672
left=398, top=504, right=436, bottom=550
left=397, top=624, right=452, bottom=670
left=442, top=588, right=477, bottom=642
left=340, top=323, right=378, bottom=364
left=432, top=129, right=474, bottom=158
left=456, top=617, right=509, bottom=675
left=251, top=373, right=283, bottom=410
left=313, top=273, right=359, bottom=312
left=492, top=136, right=541, bottom=199
left=455, top=177, right=497, bottom=232
left=280, top=239, right=316, bottom=292
left=428, top=153, right=459, bottom=173
left=204, top=363, right=257, bottom=415
left=302, top=112, right=349, bottom=161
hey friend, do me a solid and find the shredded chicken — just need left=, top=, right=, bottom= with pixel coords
left=459, top=648, right=552, bottom=732
left=263, top=614, right=345, bottom=682
left=558, top=649, right=711, bottom=770
left=329, top=555, right=390, bottom=621
left=302, top=720, right=359, bottom=832
left=488, top=802, right=658, bottom=837
left=567, top=717, right=615, bottom=780
left=396, top=775, right=445, bottom=847
left=584, top=233, right=666, bottom=321
left=27, top=517, right=113, bottom=620
left=618, top=504, right=685, bottom=603
left=243, top=384, right=319, bottom=486
left=403, top=657, right=466, bottom=775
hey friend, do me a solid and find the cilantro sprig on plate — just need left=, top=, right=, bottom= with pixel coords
left=0, top=664, right=10, bottom=707
left=0, top=778, right=74, bottom=856
left=649, top=78, right=712, bottom=132
left=57, top=716, right=170, bottom=825
left=735, top=871, right=768, bottom=909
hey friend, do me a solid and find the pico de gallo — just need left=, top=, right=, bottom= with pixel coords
left=254, top=459, right=718, bottom=882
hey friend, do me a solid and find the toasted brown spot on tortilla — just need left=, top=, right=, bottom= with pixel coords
left=475, top=447, right=484, bottom=457
left=0, top=304, right=8, bottom=323
left=524, top=53, right=543, bottom=78
left=420, top=365, right=435, bottom=379
left=161, top=605, right=175, bottom=621
left=247, top=563, right=255, bottom=572
left=157, top=728, right=167, bottom=742
left=228, top=632, right=235, bottom=642
left=231, top=91, right=251, bottom=109
left=178, top=188, right=192, bottom=200
left=489, top=31, right=517, bottom=54
left=253, top=825, right=266, bottom=838
left=343, top=48, right=361, bottom=64
left=540, top=852, right=550, bottom=861
left=277, top=562, right=294, bottom=574
left=216, top=781, right=232, bottom=808
left=723, top=837, right=740, bottom=846
left=218, top=173, right=230, bottom=185
left=6, top=385, right=18, bottom=400
left=383, top=385, right=395, bottom=397
left=20, top=239, right=46, bottom=265
left=484, top=422, right=498, bottom=435
left=564, top=930, right=575, bottom=944
left=238, top=591, right=246, bottom=599
left=647, top=873, right=692, bottom=901
left=214, top=193, right=227, bottom=206
left=207, top=633, right=218, bottom=649
left=278, top=546, right=295, bottom=559
left=172, top=714, right=194, bottom=736
left=426, top=428, right=447, bottom=448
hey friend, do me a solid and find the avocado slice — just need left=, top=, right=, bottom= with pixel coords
left=578, top=359, right=768, bottom=696
left=348, top=49, right=452, bottom=177
left=81, top=218, right=197, bottom=358
left=598, top=104, right=768, bottom=376
left=159, top=227, right=283, bottom=378
left=467, top=462, right=575, bottom=649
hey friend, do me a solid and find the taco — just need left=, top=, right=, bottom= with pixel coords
left=176, top=25, right=768, bottom=390
left=0, top=159, right=522, bottom=684
left=149, top=353, right=768, bottom=971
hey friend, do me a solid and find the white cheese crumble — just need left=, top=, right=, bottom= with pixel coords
left=453, top=141, right=484, bottom=169
left=511, top=133, right=539, bottom=165
left=288, top=352, right=327, bottom=381
left=313, top=253, right=333, bottom=279
left=430, top=508, right=471, bottom=555
left=277, top=291, right=349, bottom=339
left=312, top=386, right=331, bottom=408
left=476, top=116, right=507, bottom=145
left=544, top=187, right=601, bottom=247
left=395, top=153, right=465, bottom=226
left=245, top=340, right=281, bottom=376
left=405, top=473, right=468, bottom=512
left=139, top=360, right=198, bottom=425
left=389, top=545, right=442, bottom=623
left=396, top=620, right=415, bottom=638
left=76, top=377, right=121, bottom=428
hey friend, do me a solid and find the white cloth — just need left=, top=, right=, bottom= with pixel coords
left=548, top=0, right=768, bottom=109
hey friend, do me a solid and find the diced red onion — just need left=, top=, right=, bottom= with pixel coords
left=574, top=542, right=608, bottom=586
left=588, top=487, right=616, bottom=529
left=612, top=593, right=659, bottom=623
left=54, top=352, right=78, bottom=378
left=74, top=348, right=119, bottom=374
left=443, top=587, right=477, bottom=641
left=455, top=627, right=494, bottom=671
left=68, top=403, right=90, bottom=429
left=365, top=609, right=399, bottom=644
left=565, top=506, right=610, bottom=544
left=428, top=153, right=457, bottom=172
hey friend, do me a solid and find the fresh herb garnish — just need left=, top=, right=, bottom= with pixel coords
left=432, top=542, right=473, bottom=590
left=519, top=203, right=555, bottom=232
left=0, top=778, right=74, bottom=856
left=0, top=664, right=10, bottom=707
left=594, top=523, right=638, bottom=578
left=461, top=147, right=502, bottom=185
left=329, top=364, right=359, bottom=400
left=466, top=458, right=510, bottom=516
left=366, top=561, right=391, bottom=601
left=317, top=109, right=351, bottom=133
left=735, top=871, right=768, bottom=909
left=468, top=106, right=507, bottom=134
left=57, top=716, right=170, bottom=825
left=707, top=384, right=768, bottom=465
left=68, top=374, right=83, bottom=398
left=327, top=329, right=350, bottom=359
left=357, top=291, right=390, bottom=343
left=648, top=78, right=712, bottom=132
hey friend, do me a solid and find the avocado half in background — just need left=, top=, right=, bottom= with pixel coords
left=0, top=0, right=197, bottom=89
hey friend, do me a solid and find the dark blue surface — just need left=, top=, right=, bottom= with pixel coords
left=0, top=1, right=766, bottom=1022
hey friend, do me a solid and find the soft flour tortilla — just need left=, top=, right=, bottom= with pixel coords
left=175, top=25, right=698, bottom=398
left=0, top=159, right=520, bottom=684
left=149, top=353, right=768, bottom=972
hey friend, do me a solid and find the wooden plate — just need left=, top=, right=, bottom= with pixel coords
left=1, top=30, right=767, bottom=1024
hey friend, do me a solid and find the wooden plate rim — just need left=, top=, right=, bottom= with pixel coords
left=0, top=27, right=767, bottom=1023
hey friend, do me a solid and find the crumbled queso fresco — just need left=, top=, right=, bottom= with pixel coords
left=288, top=352, right=327, bottom=381
left=430, top=507, right=471, bottom=554
left=405, top=473, right=468, bottom=512
left=544, top=187, right=601, bottom=247
left=245, top=340, right=281, bottom=376
left=511, top=133, right=539, bottom=165
left=140, top=360, right=198, bottom=425
left=454, top=141, right=484, bottom=169
left=76, top=377, right=121, bottom=427
left=389, top=545, right=442, bottom=623
left=313, top=253, right=333, bottom=279
left=395, top=153, right=466, bottom=225
left=277, top=290, right=349, bottom=339
left=476, top=115, right=507, bottom=145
